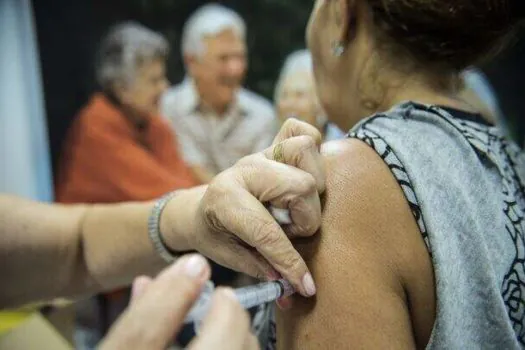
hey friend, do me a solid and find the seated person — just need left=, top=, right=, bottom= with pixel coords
left=271, top=0, right=525, bottom=349
left=162, top=4, right=278, bottom=185
left=274, top=49, right=344, bottom=141
left=55, top=21, right=198, bottom=347
left=57, top=22, right=198, bottom=203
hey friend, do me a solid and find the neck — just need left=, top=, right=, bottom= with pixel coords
left=379, top=81, right=468, bottom=113
left=120, top=103, right=150, bottom=130
left=337, top=68, right=474, bottom=129
left=192, top=79, right=232, bottom=117
left=199, top=98, right=230, bottom=116
left=103, top=91, right=150, bottom=129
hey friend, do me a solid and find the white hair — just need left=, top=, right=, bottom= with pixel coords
left=274, top=50, right=314, bottom=102
left=181, top=4, right=246, bottom=57
left=96, top=21, right=168, bottom=91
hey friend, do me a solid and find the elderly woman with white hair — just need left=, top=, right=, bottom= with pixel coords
left=275, top=50, right=344, bottom=142
left=56, top=21, right=198, bottom=204
left=55, top=21, right=199, bottom=348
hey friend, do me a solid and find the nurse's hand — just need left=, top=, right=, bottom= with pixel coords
left=99, top=255, right=259, bottom=350
left=165, top=119, right=325, bottom=298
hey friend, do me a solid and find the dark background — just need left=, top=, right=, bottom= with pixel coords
left=33, top=0, right=525, bottom=175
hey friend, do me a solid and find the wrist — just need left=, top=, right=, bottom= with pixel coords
left=159, top=186, right=207, bottom=253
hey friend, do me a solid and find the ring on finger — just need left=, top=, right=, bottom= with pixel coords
left=272, top=142, right=285, bottom=163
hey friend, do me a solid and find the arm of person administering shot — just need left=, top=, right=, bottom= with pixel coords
left=0, top=119, right=324, bottom=310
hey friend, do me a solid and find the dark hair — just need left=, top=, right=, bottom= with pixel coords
left=368, top=0, right=525, bottom=72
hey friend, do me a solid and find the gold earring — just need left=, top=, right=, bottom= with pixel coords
left=331, top=41, right=345, bottom=57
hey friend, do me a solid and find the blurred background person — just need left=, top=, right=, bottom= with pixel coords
left=275, top=49, right=345, bottom=142
left=55, top=22, right=199, bottom=349
left=162, top=3, right=278, bottom=185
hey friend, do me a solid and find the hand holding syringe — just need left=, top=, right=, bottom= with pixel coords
left=184, top=278, right=295, bottom=326
left=184, top=206, right=296, bottom=327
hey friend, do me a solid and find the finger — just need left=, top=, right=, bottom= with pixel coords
left=264, top=135, right=326, bottom=193
left=244, top=332, right=261, bottom=350
left=100, top=255, right=211, bottom=350
left=276, top=296, right=293, bottom=310
left=188, top=288, right=252, bottom=350
left=239, top=155, right=322, bottom=238
left=273, top=118, right=322, bottom=148
left=218, top=186, right=316, bottom=297
left=130, top=276, right=152, bottom=304
left=282, top=193, right=322, bottom=238
left=209, top=238, right=279, bottom=281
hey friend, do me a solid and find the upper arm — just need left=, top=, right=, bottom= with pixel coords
left=276, top=139, right=435, bottom=349
left=171, top=120, right=209, bottom=167
left=161, top=93, right=209, bottom=167
left=0, top=195, right=87, bottom=307
left=252, top=113, right=279, bottom=153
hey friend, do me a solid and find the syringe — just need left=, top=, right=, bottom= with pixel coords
left=184, top=206, right=294, bottom=325
left=184, top=279, right=295, bottom=325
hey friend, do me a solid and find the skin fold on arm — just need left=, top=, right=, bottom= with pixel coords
left=277, top=139, right=436, bottom=350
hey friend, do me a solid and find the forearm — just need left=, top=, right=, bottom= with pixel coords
left=0, top=188, right=205, bottom=309
left=82, top=186, right=208, bottom=290
left=0, top=195, right=91, bottom=308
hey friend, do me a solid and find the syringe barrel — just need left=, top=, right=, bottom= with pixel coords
left=234, top=280, right=282, bottom=309
left=184, top=279, right=295, bottom=325
left=234, top=279, right=294, bottom=309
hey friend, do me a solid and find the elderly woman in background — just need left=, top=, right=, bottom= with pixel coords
left=275, top=50, right=344, bottom=142
left=55, top=22, right=198, bottom=349
left=56, top=22, right=198, bottom=203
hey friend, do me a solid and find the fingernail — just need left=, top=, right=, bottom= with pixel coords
left=266, top=269, right=281, bottom=281
left=183, top=255, right=207, bottom=279
left=276, top=297, right=292, bottom=310
left=302, top=273, right=316, bottom=297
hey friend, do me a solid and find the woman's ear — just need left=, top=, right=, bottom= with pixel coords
left=333, top=0, right=358, bottom=45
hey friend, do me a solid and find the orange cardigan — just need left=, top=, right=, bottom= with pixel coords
left=56, top=93, right=198, bottom=203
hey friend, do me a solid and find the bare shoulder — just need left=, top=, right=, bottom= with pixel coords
left=277, top=138, right=435, bottom=349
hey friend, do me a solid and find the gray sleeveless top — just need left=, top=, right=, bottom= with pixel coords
left=264, top=102, right=525, bottom=349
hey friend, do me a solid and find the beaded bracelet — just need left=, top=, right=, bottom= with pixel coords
left=148, top=191, right=180, bottom=263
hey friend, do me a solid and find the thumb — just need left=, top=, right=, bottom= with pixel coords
left=100, top=255, right=211, bottom=350
left=264, top=135, right=326, bottom=194
left=273, top=118, right=323, bottom=147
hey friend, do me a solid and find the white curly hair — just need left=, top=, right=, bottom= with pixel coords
left=181, top=4, right=246, bottom=58
left=96, top=21, right=168, bottom=91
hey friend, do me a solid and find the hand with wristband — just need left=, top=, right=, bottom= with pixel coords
left=1, top=118, right=324, bottom=349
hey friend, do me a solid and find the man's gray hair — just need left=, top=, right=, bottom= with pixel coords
left=274, top=50, right=314, bottom=102
left=181, top=4, right=246, bottom=57
left=96, top=21, right=169, bottom=91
